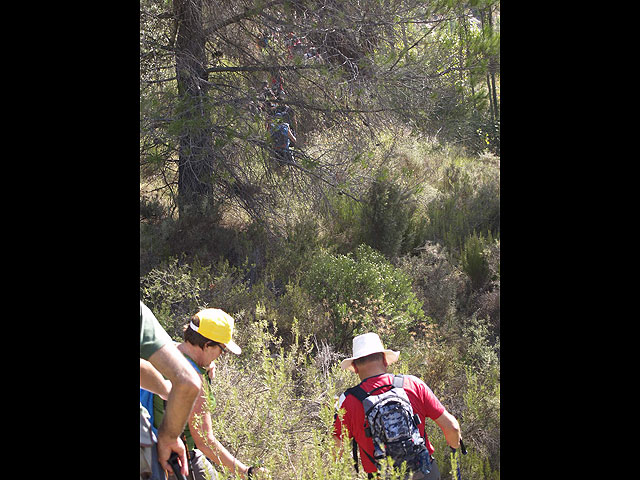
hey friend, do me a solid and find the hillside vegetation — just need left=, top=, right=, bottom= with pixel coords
left=140, top=0, right=499, bottom=478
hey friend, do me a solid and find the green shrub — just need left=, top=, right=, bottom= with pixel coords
left=398, top=242, right=462, bottom=325
left=359, top=173, right=416, bottom=259
left=459, top=364, right=500, bottom=478
left=422, top=160, right=499, bottom=255
left=300, top=244, right=425, bottom=348
left=392, top=333, right=500, bottom=480
left=461, top=231, right=491, bottom=290
left=263, top=219, right=322, bottom=290
left=140, top=257, right=257, bottom=340
left=140, top=257, right=215, bottom=339
left=321, top=191, right=365, bottom=255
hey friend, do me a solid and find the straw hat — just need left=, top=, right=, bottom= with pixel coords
left=340, top=332, right=399, bottom=372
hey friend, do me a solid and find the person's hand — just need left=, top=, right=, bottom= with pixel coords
left=247, top=466, right=269, bottom=479
left=206, top=362, right=216, bottom=380
left=157, top=433, right=188, bottom=477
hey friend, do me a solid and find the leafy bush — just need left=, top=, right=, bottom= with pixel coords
left=460, top=364, right=500, bottom=478
left=300, top=244, right=425, bottom=348
left=461, top=231, right=491, bottom=290
left=140, top=258, right=215, bottom=339
left=422, top=159, right=499, bottom=255
left=359, top=172, right=416, bottom=259
left=140, top=257, right=260, bottom=340
left=398, top=242, right=462, bottom=325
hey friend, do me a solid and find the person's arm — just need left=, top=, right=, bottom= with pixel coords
left=140, top=358, right=172, bottom=400
left=433, top=410, right=461, bottom=449
left=148, top=342, right=202, bottom=475
left=288, top=128, right=296, bottom=144
left=189, top=393, right=255, bottom=478
left=331, top=395, right=347, bottom=459
left=205, top=362, right=216, bottom=381
left=332, top=433, right=344, bottom=458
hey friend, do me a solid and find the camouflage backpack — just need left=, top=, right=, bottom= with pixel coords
left=345, top=375, right=431, bottom=476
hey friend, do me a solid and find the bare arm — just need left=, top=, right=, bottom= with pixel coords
left=140, top=358, right=172, bottom=400
left=332, top=435, right=343, bottom=458
left=148, top=342, right=202, bottom=474
left=189, top=393, right=251, bottom=478
left=433, top=410, right=461, bottom=449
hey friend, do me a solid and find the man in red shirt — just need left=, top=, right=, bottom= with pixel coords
left=333, top=333, right=462, bottom=479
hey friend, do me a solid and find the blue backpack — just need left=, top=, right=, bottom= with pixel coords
left=140, top=388, right=158, bottom=436
left=269, top=117, right=290, bottom=150
left=139, top=355, right=201, bottom=436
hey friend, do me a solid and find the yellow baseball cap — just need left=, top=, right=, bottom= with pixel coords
left=190, top=308, right=241, bottom=355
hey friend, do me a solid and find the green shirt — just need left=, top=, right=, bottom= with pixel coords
left=140, top=301, right=173, bottom=422
left=153, top=352, right=209, bottom=451
left=140, top=301, right=172, bottom=360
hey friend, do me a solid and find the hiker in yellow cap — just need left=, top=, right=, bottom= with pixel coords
left=140, top=301, right=201, bottom=480
left=150, top=308, right=266, bottom=480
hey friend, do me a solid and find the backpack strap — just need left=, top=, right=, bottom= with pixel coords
left=345, top=385, right=369, bottom=403
left=366, top=374, right=401, bottom=395
left=351, top=437, right=380, bottom=472
left=352, top=438, right=359, bottom=473
left=344, top=386, right=368, bottom=472
left=392, top=375, right=425, bottom=437
left=344, top=382, right=383, bottom=472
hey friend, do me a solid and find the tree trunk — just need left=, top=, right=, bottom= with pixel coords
left=174, top=0, right=213, bottom=216
left=486, top=6, right=499, bottom=123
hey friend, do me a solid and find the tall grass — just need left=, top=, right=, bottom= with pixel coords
left=165, top=314, right=500, bottom=480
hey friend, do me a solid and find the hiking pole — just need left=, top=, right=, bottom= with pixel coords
left=449, top=438, right=467, bottom=480
left=168, top=452, right=188, bottom=480
left=459, top=438, right=467, bottom=455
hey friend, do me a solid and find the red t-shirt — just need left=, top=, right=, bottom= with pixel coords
left=333, top=373, right=445, bottom=473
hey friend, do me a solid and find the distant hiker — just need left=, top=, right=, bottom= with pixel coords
left=333, top=333, right=462, bottom=480
left=270, top=75, right=285, bottom=100
left=267, top=105, right=297, bottom=166
left=275, top=103, right=297, bottom=137
left=149, top=308, right=267, bottom=480
left=258, top=81, right=276, bottom=113
left=304, top=46, right=319, bottom=61
left=140, top=301, right=202, bottom=480
left=285, top=32, right=303, bottom=59
left=257, top=33, right=269, bottom=50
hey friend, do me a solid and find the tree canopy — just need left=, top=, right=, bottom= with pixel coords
left=140, top=0, right=499, bottom=227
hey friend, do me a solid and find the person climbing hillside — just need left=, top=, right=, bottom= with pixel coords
left=140, top=301, right=202, bottom=480
left=333, top=333, right=462, bottom=480
left=275, top=103, right=297, bottom=137
left=149, top=308, right=267, bottom=480
left=258, top=81, right=276, bottom=113
left=266, top=104, right=297, bottom=167
left=270, top=75, right=285, bottom=99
